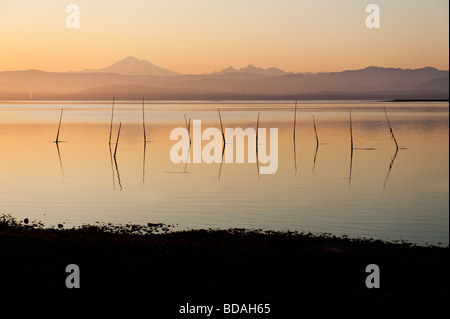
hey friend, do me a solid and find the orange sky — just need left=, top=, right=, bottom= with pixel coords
left=0, top=0, right=448, bottom=74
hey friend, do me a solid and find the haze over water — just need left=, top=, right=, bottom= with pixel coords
left=0, top=100, right=448, bottom=246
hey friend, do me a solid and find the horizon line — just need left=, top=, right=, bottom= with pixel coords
left=1, top=63, right=448, bottom=76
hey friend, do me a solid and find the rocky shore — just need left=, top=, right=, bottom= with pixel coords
left=0, top=214, right=447, bottom=301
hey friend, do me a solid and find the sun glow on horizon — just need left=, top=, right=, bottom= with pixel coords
left=0, top=0, right=448, bottom=74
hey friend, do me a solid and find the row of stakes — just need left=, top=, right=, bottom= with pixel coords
left=52, top=98, right=402, bottom=188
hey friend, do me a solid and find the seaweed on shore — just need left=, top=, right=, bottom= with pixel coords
left=0, top=214, right=446, bottom=248
left=0, top=213, right=448, bottom=300
left=0, top=214, right=175, bottom=235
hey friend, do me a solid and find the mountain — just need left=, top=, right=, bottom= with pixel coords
left=82, top=56, right=179, bottom=76
left=213, top=65, right=289, bottom=76
left=418, top=75, right=449, bottom=91
left=0, top=64, right=448, bottom=100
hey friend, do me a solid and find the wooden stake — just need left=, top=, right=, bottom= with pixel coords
left=313, top=115, right=319, bottom=148
left=293, top=100, right=297, bottom=139
left=256, top=112, right=260, bottom=148
left=218, top=108, right=225, bottom=145
left=55, top=108, right=63, bottom=143
left=349, top=111, right=354, bottom=186
left=350, top=111, right=354, bottom=151
left=384, top=106, right=399, bottom=150
left=142, top=97, right=147, bottom=142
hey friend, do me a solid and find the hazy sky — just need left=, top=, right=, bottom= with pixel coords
left=0, top=0, right=448, bottom=73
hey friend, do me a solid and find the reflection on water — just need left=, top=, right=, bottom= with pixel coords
left=55, top=141, right=65, bottom=178
left=0, top=101, right=448, bottom=246
left=383, top=148, right=399, bottom=192
left=349, top=111, right=354, bottom=187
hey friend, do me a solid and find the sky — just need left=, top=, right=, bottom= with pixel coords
left=0, top=0, right=448, bottom=74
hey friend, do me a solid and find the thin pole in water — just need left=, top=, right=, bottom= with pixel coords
left=349, top=111, right=354, bottom=186
left=256, top=112, right=260, bottom=147
left=313, top=115, right=319, bottom=148
left=218, top=108, right=225, bottom=146
left=350, top=111, right=354, bottom=151
left=142, top=97, right=147, bottom=143
left=293, top=100, right=297, bottom=139
left=55, top=108, right=64, bottom=143
left=384, top=106, right=399, bottom=151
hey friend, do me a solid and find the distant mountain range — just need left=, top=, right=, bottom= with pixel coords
left=213, top=65, right=291, bottom=76
left=0, top=57, right=448, bottom=100
left=80, top=57, right=295, bottom=76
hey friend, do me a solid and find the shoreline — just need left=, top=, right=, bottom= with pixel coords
left=0, top=215, right=448, bottom=300
left=0, top=98, right=448, bottom=102
left=389, top=99, right=449, bottom=102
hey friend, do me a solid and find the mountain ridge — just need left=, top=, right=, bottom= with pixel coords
left=76, top=56, right=448, bottom=76
left=0, top=58, right=447, bottom=100
left=1, top=56, right=447, bottom=76
left=81, top=56, right=180, bottom=76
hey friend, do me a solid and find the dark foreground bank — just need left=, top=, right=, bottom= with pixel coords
left=0, top=214, right=448, bottom=302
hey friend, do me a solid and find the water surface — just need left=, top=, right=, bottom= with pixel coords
left=0, top=100, right=448, bottom=246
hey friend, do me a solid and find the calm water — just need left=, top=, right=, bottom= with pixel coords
left=0, top=100, right=448, bottom=246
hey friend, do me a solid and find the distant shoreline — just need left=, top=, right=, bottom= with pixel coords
left=0, top=98, right=449, bottom=103
left=388, top=99, right=449, bottom=102
left=2, top=63, right=448, bottom=104
left=0, top=215, right=447, bottom=300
